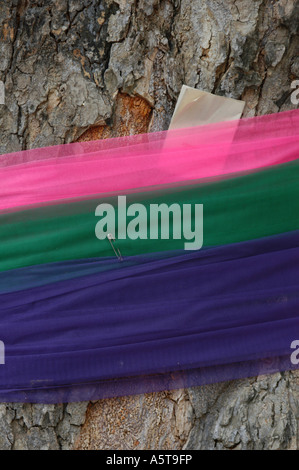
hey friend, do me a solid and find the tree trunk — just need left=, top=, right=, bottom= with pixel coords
left=0, top=0, right=298, bottom=450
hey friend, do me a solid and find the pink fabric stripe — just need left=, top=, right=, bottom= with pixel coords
left=0, top=109, right=298, bottom=210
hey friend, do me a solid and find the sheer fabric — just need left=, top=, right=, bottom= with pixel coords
left=0, top=110, right=298, bottom=402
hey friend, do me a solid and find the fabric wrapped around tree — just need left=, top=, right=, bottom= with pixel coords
left=0, top=109, right=298, bottom=211
left=0, top=159, right=298, bottom=272
left=0, top=109, right=298, bottom=402
left=0, top=231, right=297, bottom=402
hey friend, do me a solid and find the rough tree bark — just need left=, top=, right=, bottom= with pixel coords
left=0, top=0, right=298, bottom=450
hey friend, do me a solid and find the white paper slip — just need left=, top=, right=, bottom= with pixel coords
left=169, top=85, right=245, bottom=130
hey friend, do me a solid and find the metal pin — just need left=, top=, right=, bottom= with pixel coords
left=107, top=233, right=123, bottom=261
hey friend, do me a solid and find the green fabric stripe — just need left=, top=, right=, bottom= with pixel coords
left=0, top=160, right=298, bottom=272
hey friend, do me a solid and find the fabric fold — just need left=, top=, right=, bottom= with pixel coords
left=0, top=109, right=298, bottom=211
left=0, top=110, right=298, bottom=403
left=0, top=231, right=297, bottom=402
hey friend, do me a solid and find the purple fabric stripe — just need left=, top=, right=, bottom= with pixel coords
left=0, top=231, right=298, bottom=402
